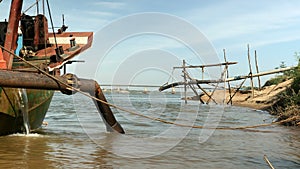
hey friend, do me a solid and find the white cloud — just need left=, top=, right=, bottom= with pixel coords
left=86, top=11, right=117, bottom=17
left=94, top=1, right=126, bottom=9
left=186, top=0, right=300, bottom=43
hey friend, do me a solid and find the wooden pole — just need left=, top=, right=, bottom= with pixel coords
left=247, top=44, right=254, bottom=98
left=196, top=84, right=217, bottom=104
left=183, top=60, right=187, bottom=104
left=36, top=0, right=39, bottom=14
left=264, top=155, right=275, bottom=169
left=174, top=62, right=237, bottom=69
left=254, top=50, right=262, bottom=90
left=223, top=49, right=233, bottom=105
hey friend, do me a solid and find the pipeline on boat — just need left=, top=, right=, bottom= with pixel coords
left=0, top=69, right=125, bottom=134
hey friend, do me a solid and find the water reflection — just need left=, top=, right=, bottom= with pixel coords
left=0, top=134, right=52, bottom=168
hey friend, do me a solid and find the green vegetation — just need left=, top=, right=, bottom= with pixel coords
left=263, top=75, right=289, bottom=87
left=264, top=61, right=294, bottom=87
left=269, top=53, right=300, bottom=126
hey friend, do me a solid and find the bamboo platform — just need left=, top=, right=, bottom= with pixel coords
left=159, top=46, right=295, bottom=107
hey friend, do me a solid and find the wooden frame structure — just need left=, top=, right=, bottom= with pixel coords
left=159, top=47, right=294, bottom=105
left=160, top=59, right=237, bottom=104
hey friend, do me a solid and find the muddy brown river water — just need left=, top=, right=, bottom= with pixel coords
left=0, top=92, right=299, bottom=168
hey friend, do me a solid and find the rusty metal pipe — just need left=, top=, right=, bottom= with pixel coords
left=0, top=69, right=125, bottom=134
left=0, top=69, right=68, bottom=90
left=79, top=79, right=125, bottom=134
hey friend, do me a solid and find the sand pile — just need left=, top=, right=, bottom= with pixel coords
left=200, top=79, right=294, bottom=110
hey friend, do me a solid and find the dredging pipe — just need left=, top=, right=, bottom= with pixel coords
left=0, top=69, right=125, bottom=134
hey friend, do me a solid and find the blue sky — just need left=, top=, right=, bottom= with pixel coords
left=1, top=0, right=300, bottom=87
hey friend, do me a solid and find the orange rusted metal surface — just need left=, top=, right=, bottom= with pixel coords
left=3, top=0, right=23, bottom=69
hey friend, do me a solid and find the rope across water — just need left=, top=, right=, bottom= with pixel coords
left=0, top=45, right=277, bottom=131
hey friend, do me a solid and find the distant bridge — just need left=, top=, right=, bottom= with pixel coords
left=100, top=84, right=162, bottom=88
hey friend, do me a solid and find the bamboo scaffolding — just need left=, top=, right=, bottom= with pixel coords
left=159, top=66, right=294, bottom=91
left=173, top=61, right=237, bottom=69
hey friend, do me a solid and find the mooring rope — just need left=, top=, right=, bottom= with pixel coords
left=0, top=45, right=277, bottom=130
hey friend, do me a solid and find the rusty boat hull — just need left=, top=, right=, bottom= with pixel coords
left=0, top=0, right=125, bottom=135
left=0, top=0, right=93, bottom=135
left=0, top=30, right=93, bottom=135
left=0, top=88, right=54, bottom=135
